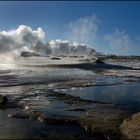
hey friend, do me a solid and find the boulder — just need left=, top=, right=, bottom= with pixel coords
left=121, top=112, right=140, bottom=139
left=0, top=95, right=8, bottom=105
left=94, top=58, right=105, bottom=64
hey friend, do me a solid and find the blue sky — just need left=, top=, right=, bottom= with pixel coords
left=0, top=1, right=140, bottom=55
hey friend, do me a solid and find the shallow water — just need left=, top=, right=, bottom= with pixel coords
left=57, top=83, right=140, bottom=112
left=0, top=109, right=91, bottom=139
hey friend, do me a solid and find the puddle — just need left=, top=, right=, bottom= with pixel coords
left=57, top=83, right=140, bottom=112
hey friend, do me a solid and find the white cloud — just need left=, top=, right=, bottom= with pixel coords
left=104, top=29, right=134, bottom=54
left=67, top=14, right=99, bottom=46
left=0, top=25, right=45, bottom=53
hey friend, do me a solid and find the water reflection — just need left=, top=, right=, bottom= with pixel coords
left=59, top=83, right=140, bottom=111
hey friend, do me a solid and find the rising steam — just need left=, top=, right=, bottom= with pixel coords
left=0, top=25, right=45, bottom=54
left=32, top=39, right=95, bottom=56
left=0, top=25, right=95, bottom=57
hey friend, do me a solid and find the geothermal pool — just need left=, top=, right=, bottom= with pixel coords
left=0, top=56, right=140, bottom=139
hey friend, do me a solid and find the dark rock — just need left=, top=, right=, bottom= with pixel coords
left=51, top=57, right=61, bottom=60
left=94, top=58, right=105, bottom=64
left=0, top=95, right=8, bottom=105
left=20, top=51, right=40, bottom=57
left=67, top=108, right=87, bottom=112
